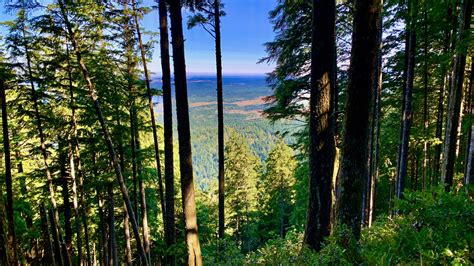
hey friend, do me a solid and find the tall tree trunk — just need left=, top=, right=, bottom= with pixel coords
left=441, top=0, right=472, bottom=190
left=57, top=2, right=148, bottom=263
left=169, top=1, right=203, bottom=265
left=48, top=208, right=63, bottom=265
left=130, top=0, right=166, bottom=225
left=158, top=1, right=176, bottom=264
left=213, top=0, right=226, bottom=241
left=422, top=2, right=429, bottom=191
left=21, top=18, right=67, bottom=263
left=107, top=184, right=117, bottom=266
left=303, top=0, right=336, bottom=252
left=68, top=141, right=82, bottom=265
left=123, top=204, right=132, bottom=265
left=39, top=204, right=54, bottom=265
left=396, top=0, right=417, bottom=199
left=1, top=76, right=18, bottom=265
left=464, top=60, right=474, bottom=184
left=60, top=141, right=73, bottom=255
left=336, top=0, right=382, bottom=240
left=97, top=188, right=108, bottom=266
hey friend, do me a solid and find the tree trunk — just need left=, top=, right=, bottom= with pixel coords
left=39, top=204, right=54, bottom=265
left=303, top=0, right=336, bottom=252
left=441, top=0, right=472, bottom=190
left=97, top=188, right=108, bottom=266
left=68, top=141, right=82, bottom=265
left=123, top=204, right=132, bottom=265
left=60, top=141, right=73, bottom=255
left=107, top=184, right=117, bottom=266
left=213, top=0, right=226, bottom=241
left=464, top=60, right=474, bottom=184
left=336, top=0, right=382, bottom=240
left=48, top=208, right=63, bottom=265
left=131, top=0, right=166, bottom=227
left=169, top=1, right=203, bottom=265
left=1, top=76, right=18, bottom=265
left=57, top=2, right=148, bottom=263
left=396, top=0, right=417, bottom=199
left=158, top=1, right=176, bottom=264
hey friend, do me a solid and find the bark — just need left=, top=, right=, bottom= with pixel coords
left=131, top=0, right=166, bottom=226
left=123, top=204, right=132, bottom=265
left=213, top=0, right=226, bottom=241
left=107, top=185, right=117, bottom=266
left=57, top=1, right=148, bottom=263
left=422, top=2, right=429, bottom=191
left=158, top=1, right=176, bottom=263
left=396, top=0, right=417, bottom=199
left=169, top=1, right=203, bottom=264
left=39, top=204, right=54, bottom=265
left=97, top=188, right=108, bottom=266
left=48, top=208, right=63, bottom=265
left=0, top=201, right=9, bottom=265
left=68, top=141, right=82, bottom=265
left=60, top=142, right=73, bottom=254
left=441, top=0, right=472, bottom=190
left=464, top=60, right=474, bottom=184
left=303, top=0, right=336, bottom=252
left=336, top=0, right=381, bottom=240
left=1, top=76, right=18, bottom=265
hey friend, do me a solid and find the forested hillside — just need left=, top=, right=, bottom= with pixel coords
left=0, top=0, right=473, bottom=265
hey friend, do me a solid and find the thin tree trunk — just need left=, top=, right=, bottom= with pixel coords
left=97, top=188, right=108, bottom=266
left=49, top=208, right=63, bottom=265
left=158, top=1, right=176, bottom=264
left=40, top=204, right=54, bottom=265
left=1, top=76, right=18, bottom=265
left=464, top=60, right=474, bottom=184
left=422, top=2, right=429, bottom=191
left=107, top=184, right=117, bottom=266
left=60, top=142, right=73, bottom=255
left=336, top=0, right=382, bottom=240
left=213, top=0, right=226, bottom=241
left=68, top=141, right=82, bottom=265
left=169, top=1, right=203, bottom=264
left=130, top=0, right=166, bottom=226
left=57, top=2, right=148, bottom=263
left=396, top=0, right=417, bottom=199
left=303, top=0, right=336, bottom=252
left=441, top=0, right=472, bottom=190
left=21, top=18, right=67, bottom=263
left=123, top=204, right=132, bottom=265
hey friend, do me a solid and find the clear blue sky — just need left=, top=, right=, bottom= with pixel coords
left=0, top=0, right=277, bottom=75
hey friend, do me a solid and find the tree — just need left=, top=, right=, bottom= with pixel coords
left=224, top=129, right=259, bottom=251
left=441, top=0, right=472, bottom=190
left=169, top=0, right=203, bottom=264
left=259, top=140, right=296, bottom=239
left=336, top=0, right=382, bottom=240
left=158, top=0, right=176, bottom=263
left=304, top=0, right=337, bottom=252
left=187, top=0, right=226, bottom=240
left=1, top=57, right=18, bottom=266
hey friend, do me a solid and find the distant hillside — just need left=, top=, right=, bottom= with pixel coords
left=151, top=76, right=295, bottom=186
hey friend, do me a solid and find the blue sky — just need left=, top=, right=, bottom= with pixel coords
left=0, top=0, right=277, bottom=75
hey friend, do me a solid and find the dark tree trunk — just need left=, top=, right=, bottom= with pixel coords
left=131, top=0, right=166, bottom=227
left=464, top=60, right=474, bottom=184
left=168, top=1, right=203, bottom=264
left=158, top=1, right=176, bottom=264
left=39, top=204, right=54, bottom=265
left=336, top=0, right=382, bottom=240
left=1, top=76, right=18, bottom=265
left=57, top=2, right=148, bottom=263
left=303, top=0, right=336, bottom=252
left=441, top=0, right=472, bottom=190
left=60, top=142, right=73, bottom=254
left=396, top=0, right=417, bottom=199
left=68, top=141, right=82, bottom=265
left=48, top=208, right=63, bottom=265
left=97, top=188, right=108, bottom=266
left=422, top=2, right=429, bottom=191
left=107, top=185, right=117, bottom=266
left=213, top=0, right=226, bottom=241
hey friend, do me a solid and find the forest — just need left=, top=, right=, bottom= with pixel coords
left=0, top=0, right=473, bottom=265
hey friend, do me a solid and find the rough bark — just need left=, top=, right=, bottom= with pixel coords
left=123, top=204, right=132, bottom=265
left=303, top=0, right=336, bottom=252
left=441, top=0, right=472, bottom=190
left=57, top=1, right=148, bottom=263
left=396, top=0, right=417, bottom=199
left=1, top=76, right=18, bottom=265
left=336, top=0, right=381, bottom=240
left=169, top=1, right=203, bottom=264
left=158, top=1, right=176, bottom=264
